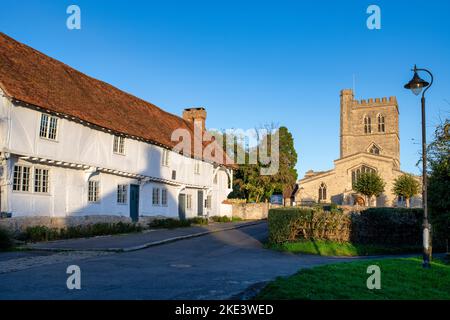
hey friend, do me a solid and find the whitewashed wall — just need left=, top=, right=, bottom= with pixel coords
left=0, top=94, right=233, bottom=218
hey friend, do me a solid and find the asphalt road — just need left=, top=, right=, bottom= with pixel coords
left=0, top=222, right=368, bottom=300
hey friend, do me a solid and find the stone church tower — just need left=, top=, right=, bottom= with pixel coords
left=340, top=89, right=400, bottom=165
left=293, top=89, right=420, bottom=207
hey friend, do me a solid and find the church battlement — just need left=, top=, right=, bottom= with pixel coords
left=353, top=96, right=397, bottom=107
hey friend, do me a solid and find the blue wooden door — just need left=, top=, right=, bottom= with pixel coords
left=130, top=184, right=139, bottom=222
left=178, top=194, right=186, bottom=220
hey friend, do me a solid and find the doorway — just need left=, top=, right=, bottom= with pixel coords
left=178, top=193, right=186, bottom=220
left=130, top=184, right=140, bottom=222
left=197, top=190, right=203, bottom=216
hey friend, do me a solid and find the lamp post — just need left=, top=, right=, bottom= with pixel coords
left=404, top=65, right=433, bottom=268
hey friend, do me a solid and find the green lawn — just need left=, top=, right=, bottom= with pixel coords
left=267, top=240, right=421, bottom=256
left=256, top=257, right=450, bottom=300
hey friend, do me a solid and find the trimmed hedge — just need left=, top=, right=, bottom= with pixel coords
left=268, top=208, right=351, bottom=244
left=351, top=208, right=423, bottom=246
left=268, top=207, right=434, bottom=248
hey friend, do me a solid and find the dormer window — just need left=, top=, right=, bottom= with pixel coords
left=113, top=135, right=125, bottom=155
left=39, top=114, right=58, bottom=140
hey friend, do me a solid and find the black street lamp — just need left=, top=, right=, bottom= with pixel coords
left=404, top=65, right=434, bottom=268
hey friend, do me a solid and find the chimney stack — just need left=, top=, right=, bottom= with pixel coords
left=183, top=107, right=207, bottom=132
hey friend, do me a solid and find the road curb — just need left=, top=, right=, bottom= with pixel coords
left=24, top=221, right=266, bottom=253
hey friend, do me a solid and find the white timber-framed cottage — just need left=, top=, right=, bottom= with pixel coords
left=0, top=33, right=234, bottom=221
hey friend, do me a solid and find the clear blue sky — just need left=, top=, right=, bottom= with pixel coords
left=1, top=0, right=449, bottom=178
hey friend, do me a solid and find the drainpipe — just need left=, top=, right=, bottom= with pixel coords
left=0, top=152, right=10, bottom=215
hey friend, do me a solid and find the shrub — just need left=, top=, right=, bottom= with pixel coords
left=188, top=217, right=209, bottom=225
left=268, top=208, right=351, bottom=244
left=210, top=216, right=232, bottom=223
left=148, top=218, right=191, bottom=229
left=352, top=208, right=423, bottom=246
left=22, top=226, right=60, bottom=242
left=21, top=222, right=143, bottom=242
left=0, top=227, right=13, bottom=250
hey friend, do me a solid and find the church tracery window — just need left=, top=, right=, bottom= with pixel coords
left=364, top=116, right=372, bottom=134
left=377, top=114, right=385, bottom=132
left=351, top=165, right=376, bottom=187
left=318, top=183, right=327, bottom=202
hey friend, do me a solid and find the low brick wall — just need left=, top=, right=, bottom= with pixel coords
left=232, top=203, right=273, bottom=220
left=0, top=215, right=162, bottom=235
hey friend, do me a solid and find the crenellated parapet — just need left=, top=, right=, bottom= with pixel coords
left=353, top=96, right=397, bottom=107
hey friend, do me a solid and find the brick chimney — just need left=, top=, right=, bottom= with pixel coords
left=182, top=107, right=207, bottom=131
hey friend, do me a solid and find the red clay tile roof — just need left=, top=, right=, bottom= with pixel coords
left=0, top=32, right=234, bottom=168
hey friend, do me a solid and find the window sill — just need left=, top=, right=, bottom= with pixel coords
left=39, top=137, right=59, bottom=143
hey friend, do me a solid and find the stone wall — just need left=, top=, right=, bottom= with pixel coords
left=231, top=202, right=274, bottom=220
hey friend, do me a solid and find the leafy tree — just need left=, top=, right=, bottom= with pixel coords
left=353, top=172, right=385, bottom=207
left=392, top=174, right=421, bottom=207
left=427, top=119, right=450, bottom=245
left=228, top=125, right=298, bottom=203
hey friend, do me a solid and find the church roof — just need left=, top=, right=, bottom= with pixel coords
left=0, top=33, right=234, bottom=168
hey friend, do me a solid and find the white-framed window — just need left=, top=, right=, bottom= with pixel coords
left=117, top=184, right=128, bottom=204
left=205, top=195, right=212, bottom=209
left=113, top=136, right=125, bottom=155
left=186, top=194, right=192, bottom=210
left=34, top=168, right=49, bottom=193
left=152, top=188, right=160, bottom=206
left=162, top=149, right=170, bottom=166
left=88, top=180, right=100, bottom=202
left=194, top=161, right=201, bottom=175
left=39, top=114, right=58, bottom=140
left=161, top=189, right=168, bottom=206
left=12, top=165, right=31, bottom=192
left=213, top=174, right=218, bottom=184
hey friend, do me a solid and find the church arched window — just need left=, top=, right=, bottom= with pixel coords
left=351, top=165, right=376, bottom=187
left=318, top=183, right=327, bottom=202
left=364, top=116, right=372, bottom=134
left=377, top=114, right=385, bottom=132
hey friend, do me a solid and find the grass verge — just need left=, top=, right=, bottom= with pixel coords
left=256, top=257, right=450, bottom=300
left=267, top=240, right=421, bottom=256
